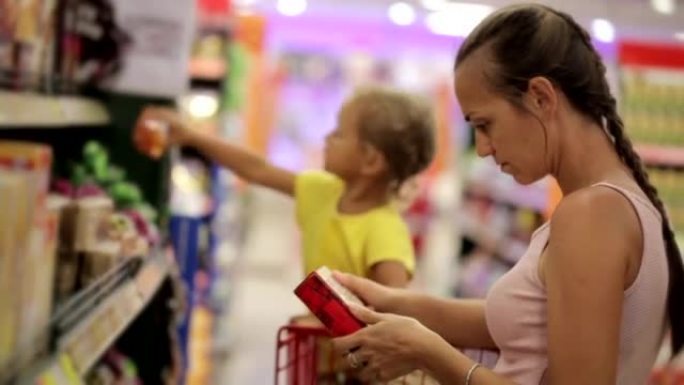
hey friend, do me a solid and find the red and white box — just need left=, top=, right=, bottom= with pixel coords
left=294, top=267, right=365, bottom=337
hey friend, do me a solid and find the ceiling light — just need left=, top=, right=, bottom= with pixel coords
left=389, top=2, right=417, bottom=26
left=422, top=0, right=449, bottom=11
left=651, top=0, right=675, bottom=15
left=277, top=0, right=307, bottom=16
left=188, top=94, right=219, bottom=119
left=233, top=0, right=257, bottom=6
left=425, top=3, right=493, bottom=37
left=591, top=19, right=615, bottom=43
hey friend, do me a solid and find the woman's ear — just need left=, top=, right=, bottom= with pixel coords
left=526, top=76, right=558, bottom=117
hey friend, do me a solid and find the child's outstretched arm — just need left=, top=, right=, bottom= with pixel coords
left=136, top=106, right=295, bottom=196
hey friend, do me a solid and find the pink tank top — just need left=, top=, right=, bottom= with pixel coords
left=485, top=183, right=669, bottom=385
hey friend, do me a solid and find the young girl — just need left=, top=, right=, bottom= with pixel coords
left=135, top=87, right=436, bottom=288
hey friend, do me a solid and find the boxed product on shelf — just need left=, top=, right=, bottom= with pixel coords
left=0, top=141, right=51, bottom=208
left=15, top=202, right=57, bottom=365
left=0, top=140, right=53, bottom=368
left=0, top=0, right=60, bottom=88
left=54, top=251, right=79, bottom=305
left=48, top=139, right=163, bottom=294
left=648, top=167, right=684, bottom=237
left=81, top=244, right=122, bottom=287
left=23, top=195, right=68, bottom=360
left=52, top=195, right=119, bottom=292
left=621, top=67, right=684, bottom=147
left=71, top=196, right=116, bottom=253
left=55, top=197, right=152, bottom=290
left=0, top=171, right=32, bottom=367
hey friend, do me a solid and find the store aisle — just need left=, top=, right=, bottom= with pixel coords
left=212, top=188, right=307, bottom=385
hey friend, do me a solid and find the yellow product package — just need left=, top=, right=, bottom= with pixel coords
left=0, top=172, right=30, bottom=367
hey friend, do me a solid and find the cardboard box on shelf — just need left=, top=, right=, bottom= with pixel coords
left=0, top=142, right=52, bottom=250
left=31, top=196, right=68, bottom=342
left=0, top=141, right=52, bottom=368
left=621, top=68, right=684, bottom=148
left=0, top=141, right=52, bottom=168
left=72, top=196, right=115, bottom=253
left=0, top=171, right=31, bottom=368
left=14, top=195, right=68, bottom=367
left=81, top=243, right=122, bottom=287
left=54, top=251, right=79, bottom=305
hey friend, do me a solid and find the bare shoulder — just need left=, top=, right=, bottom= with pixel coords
left=544, top=185, right=642, bottom=286
left=550, top=185, right=641, bottom=238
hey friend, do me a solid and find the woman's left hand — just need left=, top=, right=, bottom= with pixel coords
left=332, top=303, right=439, bottom=383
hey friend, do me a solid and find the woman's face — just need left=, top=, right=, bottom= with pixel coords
left=454, top=59, right=549, bottom=185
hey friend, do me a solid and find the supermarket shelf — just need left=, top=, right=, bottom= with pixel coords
left=464, top=181, right=548, bottom=213
left=15, top=254, right=169, bottom=385
left=636, top=144, right=684, bottom=168
left=462, top=233, right=518, bottom=267
left=460, top=218, right=524, bottom=267
left=0, top=91, right=110, bottom=128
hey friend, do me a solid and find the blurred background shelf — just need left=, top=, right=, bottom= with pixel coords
left=636, top=144, right=684, bottom=168
left=464, top=180, right=549, bottom=214
left=0, top=92, right=110, bottom=128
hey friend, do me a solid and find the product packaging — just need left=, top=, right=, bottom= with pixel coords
left=0, top=141, right=52, bottom=367
left=294, top=266, right=365, bottom=337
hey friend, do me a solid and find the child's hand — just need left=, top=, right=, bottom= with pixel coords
left=332, top=271, right=402, bottom=313
left=134, top=106, right=194, bottom=157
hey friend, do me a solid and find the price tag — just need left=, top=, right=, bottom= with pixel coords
left=35, top=355, right=81, bottom=385
left=136, top=262, right=163, bottom=299
left=59, top=355, right=81, bottom=385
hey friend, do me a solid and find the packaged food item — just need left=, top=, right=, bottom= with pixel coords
left=15, top=193, right=57, bottom=365
left=55, top=250, right=79, bottom=304
left=0, top=172, right=30, bottom=367
left=81, top=243, right=122, bottom=287
left=294, top=267, right=439, bottom=385
left=294, top=266, right=365, bottom=337
left=72, top=196, right=115, bottom=252
left=0, top=141, right=52, bottom=367
left=0, top=140, right=52, bottom=168
left=0, top=142, right=51, bottom=233
left=135, top=119, right=169, bottom=159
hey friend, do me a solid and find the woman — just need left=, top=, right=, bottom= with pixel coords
left=331, top=4, right=684, bottom=385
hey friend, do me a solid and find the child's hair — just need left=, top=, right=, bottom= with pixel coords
left=348, top=87, right=436, bottom=191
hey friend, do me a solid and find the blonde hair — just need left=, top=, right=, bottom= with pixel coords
left=349, top=87, right=436, bottom=191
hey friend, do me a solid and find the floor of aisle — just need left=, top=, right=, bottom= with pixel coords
left=212, top=188, right=307, bottom=385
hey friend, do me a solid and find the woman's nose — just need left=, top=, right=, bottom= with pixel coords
left=474, top=130, right=494, bottom=158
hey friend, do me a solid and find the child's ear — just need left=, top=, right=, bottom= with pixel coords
left=361, top=145, right=388, bottom=177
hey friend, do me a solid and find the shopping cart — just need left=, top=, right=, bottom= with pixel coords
left=274, top=324, right=437, bottom=385
left=274, top=324, right=330, bottom=385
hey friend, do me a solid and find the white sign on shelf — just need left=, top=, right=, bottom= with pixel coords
left=105, top=0, right=196, bottom=98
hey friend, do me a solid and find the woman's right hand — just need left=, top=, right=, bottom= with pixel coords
left=333, top=271, right=405, bottom=313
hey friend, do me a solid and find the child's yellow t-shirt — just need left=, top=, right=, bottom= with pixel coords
left=295, top=170, right=415, bottom=277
